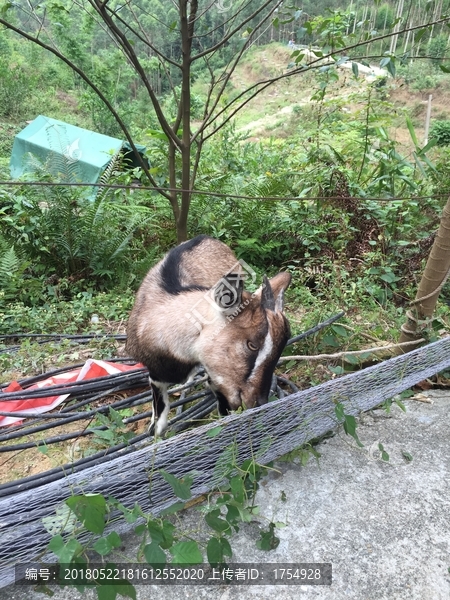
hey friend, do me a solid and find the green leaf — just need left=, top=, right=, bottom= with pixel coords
left=92, top=429, right=114, bottom=441
left=206, top=537, right=223, bottom=566
left=380, top=56, right=396, bottom=77
left=334, top=402, right=345, bottom=421
left=386, top=59, right=396, bottom=78
left=98, top=581, right=136, bottom=600
left=146, top=128, right=168, bottom=140
left=160, top=470, right=193, bottom=500
left=418, top=137, right=438, bottom=155
left=205, top=509, right=231, bottom=534
left=206, top=536, right=232, bottom=567
left=93, top=532, right=121, bottom=556
left=97, top=585, right=117, bottom=600
left=66, top=494, right=107, bottom=534
left=48, top=536, right=83, bottom=563
left=225, top=503, right=240, bottom=526
left=414, top=27, right=428, bottom=44
left=343, top=413, right=357, bottom=435
left=379, top=272, right=399, bottom=283
left=378, top=443, right=389, bottom=462
left=402, top=450, right=413, bottom=462
left=331, top=324, right=349, bottom=338
left=406, top=116, right=418, bottom=147
left=395, top=398, right=406, bottom=412
left=352, top=62, right=359, bottom=78
left=343, top=414, right=364, bottom=448
left=108, top=406, right=125, bottom=427
left=0, top=2, right=13, bottom=16
left=256, top=523, right=280, bottom=551
left=170, top=541, right=203, bottom=564
left=48, top=534, right=65, bottom=555
left=134, top=524, right=146, bottom=535
left=120, top=503, right=141, bottom=524
left=148, top=520, right=174, bottom=549
left=413, top=152, right=427, bottom=177
left=42, top=503, right=77, bottom=536
left=220, top=537, right=232, bottom=558
left=144, top=541, right=167, bottom=567
left=207, top=426, right=223, bottom=438
left=229, top=475, right=245, bottom=504
left=439, top=64, right=450, bottom=73
left=344, top=354, right=362, bottom=365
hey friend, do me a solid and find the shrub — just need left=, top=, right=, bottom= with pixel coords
left=0, top=182, right=158, bottom=294
left=430, top=120, right=450, bottom=146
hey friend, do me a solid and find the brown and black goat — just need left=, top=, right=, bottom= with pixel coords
left=126, top=235, right=291, bottom=436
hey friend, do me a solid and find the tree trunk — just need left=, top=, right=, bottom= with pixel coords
left=176, top=0, right=197, bottom=244
left=389, top=0, right=405, bottom=56
left=399, top=197, right=450, bottom=347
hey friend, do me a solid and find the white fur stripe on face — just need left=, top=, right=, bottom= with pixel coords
left=249, top=331, right=273, bottom=381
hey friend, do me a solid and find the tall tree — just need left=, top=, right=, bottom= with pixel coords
left=1, top=1, right=449, bottom=241
left=399, top=197, right=450, bottom=347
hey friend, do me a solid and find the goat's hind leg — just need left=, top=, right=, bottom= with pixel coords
left=149, top=379, right=170, bottom=437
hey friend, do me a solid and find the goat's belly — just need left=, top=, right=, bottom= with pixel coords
left=145, top=352, right=198, bottom=385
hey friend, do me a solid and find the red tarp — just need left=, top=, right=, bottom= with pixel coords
left=0, top=359, right=143, bottom=427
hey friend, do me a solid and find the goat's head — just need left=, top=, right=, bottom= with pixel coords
left=197, top=271, right=291, bottom=414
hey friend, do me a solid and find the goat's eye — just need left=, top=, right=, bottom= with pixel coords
left=247, top=341, right=259, bottom=352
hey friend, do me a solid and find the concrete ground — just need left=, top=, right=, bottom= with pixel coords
left=2, top=390, right=449, bottom=600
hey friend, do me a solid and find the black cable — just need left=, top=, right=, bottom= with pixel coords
left=0, top=311, right=343, bottom=494
left=276, top=375, right=300, bottom=393
left=0, top=392, right=218, bottom=497
left=60, top=387, right=151, bottom=413
left=172, top=402, right=218, bottom=434
left=0, top=432, right=150, bottom=499
left=0, top=387, right=147, bottom=444
left=0, top=370, right=147, bottom=401
left=14, top=357, right=140, bottom=387
left=0, top=381, right=212, bottom=448
left=166, top=394, right=216, bottom=428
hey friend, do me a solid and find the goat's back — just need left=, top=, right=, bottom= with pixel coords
left=162, top=235, right=240, bottom=291
left=126, top=236, right=240, bottom=373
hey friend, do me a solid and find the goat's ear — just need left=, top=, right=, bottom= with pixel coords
left=213, top=272, right=244, bottom=314
left=262, top=272, right=291, bottom=313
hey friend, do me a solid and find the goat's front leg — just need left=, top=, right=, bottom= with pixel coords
left=149, top=380, right=169, bottom=437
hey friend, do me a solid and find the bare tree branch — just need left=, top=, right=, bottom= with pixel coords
left=89, top=0, right=180, bottom=149
left=0, top=14, right=169, bottom=199
left=193, top=0, right=281, bottom=61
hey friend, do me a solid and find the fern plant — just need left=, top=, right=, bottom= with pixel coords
left=0, top=241, right=40, bottom=307
left=0, top=171, right=157, bottom=292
